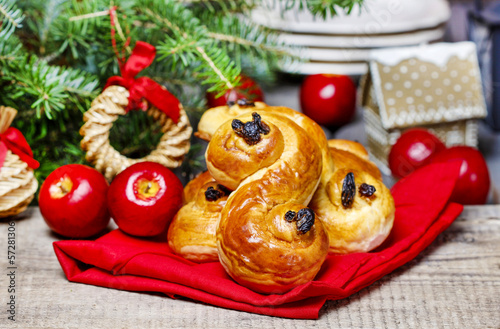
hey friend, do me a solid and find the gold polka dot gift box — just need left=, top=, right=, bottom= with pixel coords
left=360, top=41, right=487, bottom=175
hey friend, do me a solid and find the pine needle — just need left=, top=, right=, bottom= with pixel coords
left=0, top=0, right=24, bottom=39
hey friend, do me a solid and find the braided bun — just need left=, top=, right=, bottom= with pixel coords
left=207, top=111, right=329, bottom=294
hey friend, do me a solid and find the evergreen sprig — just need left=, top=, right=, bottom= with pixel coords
left=141, top=1, right=241, bottom=95
left=2, top=54, right=99, bottom=120
left=0, top=0, right=24, bottom=39
left=202, top=12, right=296, bottom=84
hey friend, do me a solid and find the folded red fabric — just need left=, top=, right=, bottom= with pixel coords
left=54, top=162, right=463, bottom=319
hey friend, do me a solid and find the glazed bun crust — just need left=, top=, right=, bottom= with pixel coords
left=308, top=141, right=395, bottom=254
left=168, top=175, right=229, bottom=263
left=208, top=111, right=329, bottom=294
left=206, top=118, right=284, bottom=191
left=217, top=201, right=329, bottom=294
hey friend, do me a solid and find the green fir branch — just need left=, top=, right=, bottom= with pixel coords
left=0, top=34, right=23, bottom=64
left=201, top=12, right=299, bottom=83
left=139, top=2, right=241, bottom=93
left=0, top=0, right=24, bottom=40
left=4, top=55, right=99, bottom=119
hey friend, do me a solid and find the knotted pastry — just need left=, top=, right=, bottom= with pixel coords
left=310, top=139, right=395, bottom=254
left=168, top=172, right=229, bottom=263
left=197, top=102, right=395, bottom=255
left=207, top=111, right=329, bottom=294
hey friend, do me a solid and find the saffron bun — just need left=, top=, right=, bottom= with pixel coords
left=207, top=111, right=329, bottom=294
left=168, top=174, right=229, bottom=263
left=197, top=103, right=395, bottom=255
left=310, top=140, right=395, bottom=254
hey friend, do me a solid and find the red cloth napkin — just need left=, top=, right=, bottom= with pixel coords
left=53, top=162, right=463, bottom=319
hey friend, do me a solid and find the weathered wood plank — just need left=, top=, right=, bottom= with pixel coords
left=0, top=206, right=498, bottom=329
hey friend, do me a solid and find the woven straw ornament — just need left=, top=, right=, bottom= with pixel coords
left=80, top=86, right=192, bottom=181
left=0, top=106, right=38, bottom=218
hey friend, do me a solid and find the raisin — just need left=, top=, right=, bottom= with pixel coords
left=231, top=112, right=270, bottom=145
left=284, top=210, right=296, bottom=222
left=359, top=183, right=376, bottom=197
left=205, top=186, right=223, bottom=201
left=231, top=119, right=244, bottom=131
left=205, top=185, right=231, bottom=201
left=341, top=172, right=356, bottom=208
left=296, top=208, right=315, bottom=234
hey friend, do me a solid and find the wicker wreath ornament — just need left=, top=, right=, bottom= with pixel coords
left=0, top=106, right=39, bottom=218
left=80, top=85, right=192, bottom=181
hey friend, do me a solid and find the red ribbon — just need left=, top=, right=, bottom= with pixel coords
left=104, top=41, right=181, bottom=123
left=0, top=127, right=40, bottom=170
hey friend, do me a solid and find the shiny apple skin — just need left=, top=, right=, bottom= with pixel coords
left=107, top=162, right=183, bottom=237
left=389, top=128, right=446, bottom=178
left=299, top=74, right=357, bottom=127
left=431, top=146, right=491, bottom=205
left=39, top=164, right=110, bottom=238
left=206, top=75, right=264, bottom=108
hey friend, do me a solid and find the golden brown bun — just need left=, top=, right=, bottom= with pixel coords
left=168, top=177, right=229, bottom=263
left=208, top=111, right=329, bottom=294
left=206, top=117, right=284, bottom=191
left=198, top=103, right=395, bottom=255
left=308, top=141, right=395, bottom=254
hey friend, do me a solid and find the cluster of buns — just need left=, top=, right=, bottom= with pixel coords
left=168, top=101, right=395, bottom=294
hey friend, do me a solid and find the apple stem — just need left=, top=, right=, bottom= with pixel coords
left=56, top=181, right=69, bottom=194
left=145, top=182, right=152, bottom=194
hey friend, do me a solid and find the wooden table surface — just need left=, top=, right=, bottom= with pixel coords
left=0, top=206, right=498, bottom=329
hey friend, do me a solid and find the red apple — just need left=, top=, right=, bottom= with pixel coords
left=39, top=164, right=110, bottom=238
left=300, top=74, right=357, bottom=127
left=431, top=146, right=490, bottom=205
left=389, top=128, right=446, bottom=178
left=206, top=75, right=264, bottom=108
left=107, top=162, right=183, bottom=237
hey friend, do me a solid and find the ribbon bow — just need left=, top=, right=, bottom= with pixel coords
left=104, top=41, right=181, bottom=123
left=0, top=127, right=40, bottom=170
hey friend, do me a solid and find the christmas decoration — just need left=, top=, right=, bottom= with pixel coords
left=361, top=42, right=487, bottom=175
left=0, top=106, right=39, bottom=218
left=80, top=41, right=192, bottom=180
